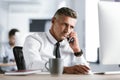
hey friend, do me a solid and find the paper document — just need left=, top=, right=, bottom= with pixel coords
left=5, top=70, right=42, bottom=76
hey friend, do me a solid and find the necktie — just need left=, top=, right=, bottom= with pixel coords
left=55, top=42, right=61, bottom=58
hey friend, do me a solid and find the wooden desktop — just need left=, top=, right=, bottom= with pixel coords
left=0, top=73, right=120, bottom=80
left=0, top=63, right=120, bottom=80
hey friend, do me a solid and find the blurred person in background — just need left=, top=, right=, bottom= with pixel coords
left=0, top=28, right=19, bottom=72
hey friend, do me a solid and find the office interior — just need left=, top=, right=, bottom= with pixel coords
left=0, top=0, right=120, bottom=73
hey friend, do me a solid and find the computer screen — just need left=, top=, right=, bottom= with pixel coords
left=98, top=1, right=120, bottom=65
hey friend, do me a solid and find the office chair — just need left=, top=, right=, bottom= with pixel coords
left=13, top=46, right=26, bottom=70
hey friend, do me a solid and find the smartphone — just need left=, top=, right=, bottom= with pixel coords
left=67, top=37, right=74, bottom=43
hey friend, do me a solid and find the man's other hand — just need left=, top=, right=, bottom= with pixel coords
left=63, top=65, right=90, bottom=74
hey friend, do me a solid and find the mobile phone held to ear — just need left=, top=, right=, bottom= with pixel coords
left=67, top=37, right=74, bottom=43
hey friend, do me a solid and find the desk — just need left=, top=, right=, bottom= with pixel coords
left=0, top=63, right=16, bottom=67
left=0, top=74, right=120, bottom=80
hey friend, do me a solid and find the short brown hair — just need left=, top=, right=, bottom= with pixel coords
left=54, top=7, right=77, bottom=19
left=9, top=28, right=19, bottom=37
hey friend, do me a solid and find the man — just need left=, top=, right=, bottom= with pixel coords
left=23, top=7, right=91, bottom=74
left=0, top=29, right=19, bottom=72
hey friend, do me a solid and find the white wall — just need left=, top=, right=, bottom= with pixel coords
left=0, top=1, right=8, bottom=43
left=73, top=0, right=85, bottom=51
left=8, top=0, right=58, bottom=34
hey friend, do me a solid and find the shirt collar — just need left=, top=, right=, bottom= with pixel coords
left=7, top=42, right=13, bottom=49
left=46, top=30, right=67, bottom=45
left=46, top=30, right=57, bottom=45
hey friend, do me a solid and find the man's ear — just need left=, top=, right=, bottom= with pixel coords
left=52, top=17, right=56, bottom=24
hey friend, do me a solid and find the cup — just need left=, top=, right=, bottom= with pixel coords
left=45, top=58, right=63, bottom=76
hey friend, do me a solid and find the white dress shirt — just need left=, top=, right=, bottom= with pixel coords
left=0, top=43, right=17, bottom=71
left=23, top=31, right=88, bottom=71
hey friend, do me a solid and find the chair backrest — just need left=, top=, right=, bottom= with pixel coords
left=13, top=46, right=26, bottom=70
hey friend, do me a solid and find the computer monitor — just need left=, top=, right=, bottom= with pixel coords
left=98, top=1, right=120, bottom=65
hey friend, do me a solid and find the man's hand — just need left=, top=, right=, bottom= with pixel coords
left=69, top=31, right=81, bottom=53
left=63, top=65, right=90, bottom=74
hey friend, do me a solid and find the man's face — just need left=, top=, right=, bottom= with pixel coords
left=9, top=35, right=15, bottom=46
left=51, top=15, right=77, bottom=41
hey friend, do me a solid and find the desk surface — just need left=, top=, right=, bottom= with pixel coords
left=0, top=74, right=120, bottom=80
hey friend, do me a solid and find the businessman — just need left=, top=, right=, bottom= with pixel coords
left=0, top=29, right=19, bottom=72
left=23, top=7, right=90, bottom=74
